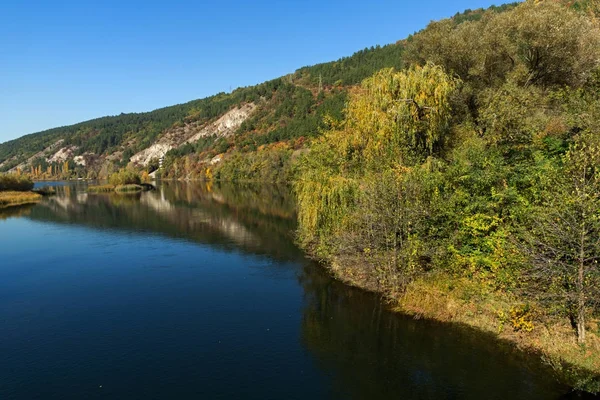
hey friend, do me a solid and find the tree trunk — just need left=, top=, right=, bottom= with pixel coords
left=577, top=232, right=586, bottom=345
left=577, top=296, right=586, bottom=345
left=576, top=261, right=586, bottom=344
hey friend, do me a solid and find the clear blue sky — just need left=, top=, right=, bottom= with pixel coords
left=0, top=0, right=506, bottom=143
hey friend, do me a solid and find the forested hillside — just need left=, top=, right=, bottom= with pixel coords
left=0, top=3, right=518, bottom=181
left=0, top=40, right=404, bottom=178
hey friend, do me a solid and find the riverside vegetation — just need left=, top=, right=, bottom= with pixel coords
left=295, top=1, right=600, bottom=392
left=1, top=0, right=600, bottom=393
left=88, top=169, right=151, bottom=193
left=0, top=174, right=41, bottom=208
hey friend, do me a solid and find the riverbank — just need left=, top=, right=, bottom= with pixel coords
left=0, top=191, right=42, bottom=209
left=326, top=259, right=600, bottom=394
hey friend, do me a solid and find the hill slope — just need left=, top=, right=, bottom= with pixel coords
left=0, top=4, right=519, bottom=179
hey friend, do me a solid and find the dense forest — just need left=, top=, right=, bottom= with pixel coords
left=1, top=0, right=600, bottom=391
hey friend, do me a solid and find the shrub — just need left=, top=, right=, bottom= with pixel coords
left=109, top=169, right=141, bottom=186
left=0, top=174, right=34, bottom=192
left=509, top=304, right=535, bottom=333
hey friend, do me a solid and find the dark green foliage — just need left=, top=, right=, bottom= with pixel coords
left=0, top=1, right=533, bottom=177
left=521, top=132, right=600, bottom=345
left=214, top=138, right=231, bottom=154
left=295, top=44, right=405, bottom=87
left=1, top=0, right=598, bottom=387
left=450, top=3, right=519, bottom=25
left=238, top=89, right=347, bottom=149
left=0, top=174, right=34, bottom=192
left=122, top=148, right=134, bottom=165
left=166, top=141, right=205, bottom=159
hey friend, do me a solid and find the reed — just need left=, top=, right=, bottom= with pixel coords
left=0, top=191, right=42, bottom=208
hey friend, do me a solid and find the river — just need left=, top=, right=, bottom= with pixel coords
left=0, top=181, right=584, bottom=399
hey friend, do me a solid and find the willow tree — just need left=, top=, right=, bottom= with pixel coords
left=344, top=63, right=458, bottom=168
left=296, top=63, right=458, bottom=260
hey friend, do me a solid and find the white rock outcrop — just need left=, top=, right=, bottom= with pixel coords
left=130, top=103, right=257, bottom=166
left=130, top=143, right=173, bottom=167
left=73, top=155, right=86, bottom=166
left=210, top=155, right=223, bottom=165
left=185, top=103, right=257, bottom=144
left=10, top=139, right=65, bottom=172
left=48, top=146, right=78, bottom=164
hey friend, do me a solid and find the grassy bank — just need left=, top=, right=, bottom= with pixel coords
left=88, top=169, right=150, bottom=194
left=324, top=258, right=600, bottom=392
left=397, top=276, right=600, bottom=391
left=392, top=276, right=600, bottom=393
left=0, top=191, right=42, bottom=208
left=0, top=174, right=41, bottom=208
left=0, top=174, right=34, bottom=191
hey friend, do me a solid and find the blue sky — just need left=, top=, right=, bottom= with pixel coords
left=0, top=0, right=507, bottom=143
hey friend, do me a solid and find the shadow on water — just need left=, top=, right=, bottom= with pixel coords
left=1, top=181, right=597, bottom=399
left=298, top=263, right=584, bottom=400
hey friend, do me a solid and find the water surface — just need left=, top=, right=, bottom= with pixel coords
left=0, top=182, right=578, bottom=399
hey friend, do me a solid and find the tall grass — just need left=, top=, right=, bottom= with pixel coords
left=0, top=191, right=41, bottom=208
left=88, top=183, right=144, bottom=193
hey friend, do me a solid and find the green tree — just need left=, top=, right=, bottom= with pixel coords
left=296, top=63, right=457, bottom=270
left=405, top=1, right=600, bottom=88
left=523, top=133, right=600, bottom=344
left=109, top=169, right=141, bottom=186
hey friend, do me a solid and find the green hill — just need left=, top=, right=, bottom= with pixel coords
left=0, top=4, right=519, bottom=180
